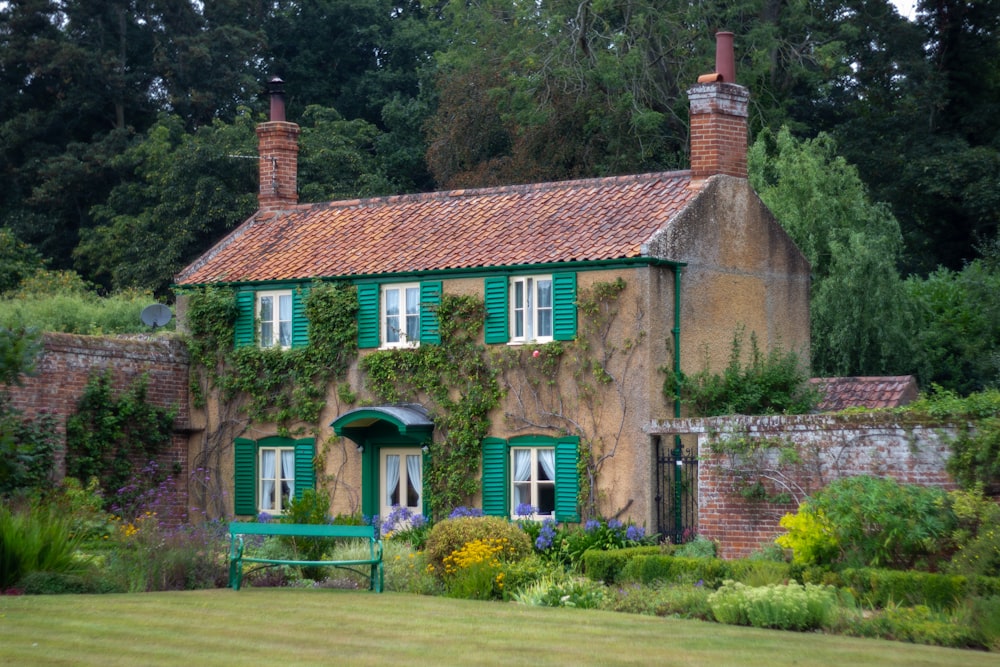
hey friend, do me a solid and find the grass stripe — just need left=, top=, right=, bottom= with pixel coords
left=1, top=589, right=993, bottom=666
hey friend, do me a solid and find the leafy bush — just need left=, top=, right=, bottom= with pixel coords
left=941, top=484, right=1000, bottom=581
left=498, top=553, right=556, bottom=598
left=424, top=516, right=532, bottom=572
left=381, top=542, right=441, bottom=595
left=441, top=538, right=517, bottom=600
left=513, top=574, right=605, bottom=609
left=600, top=581, right=714, bottom=620
left=18, top=571, right=117, bottom=595
left=581, top=545, right=662, bottom=584
left=727, top=560, right=794, bottom=587
left=777, top=476, right=955, bottom=569
left=834, top=602, right=989, bottom=649
left=838, top=568, right=979, bottom=611
left=668, top=326, right=815, bottom=416
left=102, top=514, right=229, bottom=592
left=0, top=505, right=88, bottom=590
left=672, top=536, right=718, bottom=559
left=774, top=504, right=838, bottom=566
left=0, top=270, right=168, bottom=335
left=708, top=580, right=839, bottom=631
left=622, top=554, right=733, bottom=588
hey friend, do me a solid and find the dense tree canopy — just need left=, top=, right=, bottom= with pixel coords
left=1, top=0, right=998, bottom=390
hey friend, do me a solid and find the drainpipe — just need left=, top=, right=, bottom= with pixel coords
left=672, top=266, right=684, bottom=542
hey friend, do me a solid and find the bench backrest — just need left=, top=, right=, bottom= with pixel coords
left=229, top=522, right=378, bottom=540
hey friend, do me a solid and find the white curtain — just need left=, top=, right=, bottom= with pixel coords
left=261, top=450, right=276, bottom=510
left=385, top=454, right=400, bottom=504
left=406, top=454, right=422, bottom=505
left=538, top=448, right=555, bottom=482
left=513, top=449, right=531, bottom=506
left=281, top=449, right=295, bottom=501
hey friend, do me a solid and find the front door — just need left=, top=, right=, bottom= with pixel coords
left=380, top=447, right=423, bottom=522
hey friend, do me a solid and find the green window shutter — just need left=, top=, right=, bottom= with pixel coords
left=234, top=290, right=255, bottom=348
left=553, top=273, right=577, bottom=341
left=420, top=280, right=442, bottom=345
left=293, top=438, right=315, bottom=499
left=357, top=283, right=380, bottom=349
left=554, top=436, right=580, bottom=522
left=233, top=438, right=257, bottom=515
left=360, top=445, right=375, bottom=519
left=291, top=286, right=309, bottom=348
left=483, top=276, right=509, bottom=344
left=481, top=436, right=509, bottom=517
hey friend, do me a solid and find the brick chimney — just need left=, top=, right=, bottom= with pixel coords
left=688, top=32, right=749, bottom=181
left=257, top=76, right=300, bottom=210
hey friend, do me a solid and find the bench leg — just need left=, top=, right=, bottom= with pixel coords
left=229, top=559, right=242, bottom=591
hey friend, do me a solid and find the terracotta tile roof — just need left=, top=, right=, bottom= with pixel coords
left=809, top=376, right=919, bottom=412
left=176, top=170, right=698, bottom=285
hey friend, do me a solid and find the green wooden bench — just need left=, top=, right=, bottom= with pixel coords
left=228, top=522, right=384, bottom=592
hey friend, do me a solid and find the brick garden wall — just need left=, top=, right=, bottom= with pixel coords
left=649, top=414, right=958, bottom=560
left=10, top=332, right=191, bottom=521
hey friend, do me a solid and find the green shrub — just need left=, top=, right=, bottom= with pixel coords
left=728, top=559, right=794, bottom=587
left=600, top=581, right=714, bottom=620
left=0, top=505, right=88, bottom=590
left=18, top=571, right=117, bottom=595
left=708, top=580, right=839, bottom=631
left=622, top=554, right=734, bottom=588
left=672, top=536, right=718, bottom=559
left=280, top=490, right=336, bottom=578
left=424, top=516, right=532, bottom=573
left=774, top=504, right=838, bottom=566
left=945, top=486, right=1000, bottom=577
left=669, top=326, right=816, bottom=416
left=780, top=476, right=955, bottom=569
left=839, top=567, right=971, bottom=611
left=835, top=602, right=988, bottom=649
left=511, top=570, right=605, bottom=609
left=581, top=545, right=662, bottom=584
left=499, top=553, right=558, bottom=598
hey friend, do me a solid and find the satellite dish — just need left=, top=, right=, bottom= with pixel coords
left=140, top=304, right=173, bottom=329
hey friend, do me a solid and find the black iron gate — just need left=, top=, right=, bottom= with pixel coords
left=654, top=435, right=699, bottom=544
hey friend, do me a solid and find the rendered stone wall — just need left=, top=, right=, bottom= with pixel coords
left=9, top=332, right=191, bottom=521
left=649, top=414, right=958, bottom=559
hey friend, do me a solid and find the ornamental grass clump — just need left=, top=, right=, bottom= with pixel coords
left=708, top=580, right=839, bottom=631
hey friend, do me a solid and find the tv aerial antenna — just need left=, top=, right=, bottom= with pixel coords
left=140, top=304, right=173, bottom=330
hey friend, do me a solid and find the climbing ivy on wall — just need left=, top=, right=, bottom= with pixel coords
left=66, top=371, right=177, bottom=512
left=181, top=282, right=359, bottom=515
left=362, top=294, right=502, bottom=518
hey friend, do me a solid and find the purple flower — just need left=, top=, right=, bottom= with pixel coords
left=584, top=519, right=601, bottom=532
left=448, top=506, right=484, bottom=519
left=534, top=518, right=557, bottom=551
left=607, top=518, right=623, bottom=530
left=257, top=512, right=273, bottom=523
left=625, top=525, right=645, bottom=541
left=515, top=503, right=537, bottom=518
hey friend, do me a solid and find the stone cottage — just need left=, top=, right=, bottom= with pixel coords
left=174, top=33, right=811, bottom=534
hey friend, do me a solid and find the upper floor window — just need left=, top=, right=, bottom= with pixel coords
left=382, top=283, right=420, bottom=348
left=484, top=273, right=576, bottom=345
left=257, top=290, right=292, bottom=348
left=511, top=276, right=553, bottom=343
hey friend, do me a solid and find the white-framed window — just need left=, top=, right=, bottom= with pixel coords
left=511, top=447, right=555, bottom=519
left=257, top=290, right=292, bottom=349
left=382, top=283, right=420, bottom=348
left=259, top=446, right=295, bottom=514
left=380, top=448, right=423, bottom=522
left=510, top=276, right=553, bottom=343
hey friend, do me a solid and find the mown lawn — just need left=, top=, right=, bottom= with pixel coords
left=0, top=589, right=992, bottom=666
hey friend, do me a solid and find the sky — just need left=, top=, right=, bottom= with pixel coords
left=893, top=0, right=918, bottom=19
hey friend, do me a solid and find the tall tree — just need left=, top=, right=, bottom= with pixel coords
left=749, top=126, right=915, bottom=376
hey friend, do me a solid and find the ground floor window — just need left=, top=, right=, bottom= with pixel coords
left=511, top=447, right=555, bottom=518
left=481, top=434, right=579, bottom=522
left=259, top=447, right=295, bottom=514
left=232, top=436, right=315, bottom=517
